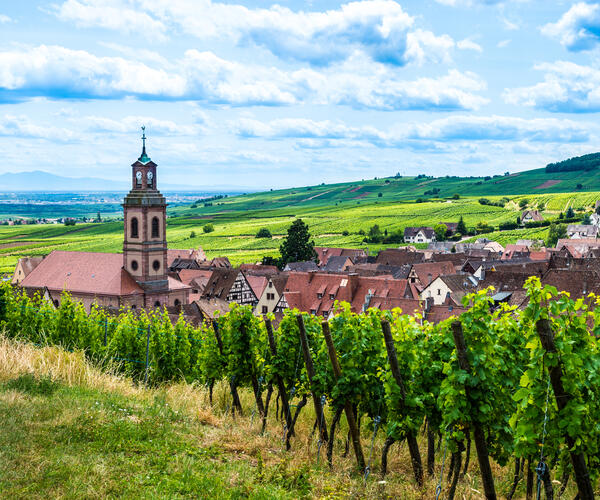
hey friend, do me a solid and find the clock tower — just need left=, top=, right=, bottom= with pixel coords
left=123, top=127, right=169, bottom=307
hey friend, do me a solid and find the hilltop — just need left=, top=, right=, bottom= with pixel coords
left=172, top=154, right=600, bottom=216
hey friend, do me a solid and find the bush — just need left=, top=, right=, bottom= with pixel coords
left=342, top=230, right=349, bottom=236
left=452, top=194, right=460, bottom=200
left=499, top=221, right=519, bottom=231
left=255, top=228, right=272, bottom=239
left=203, top=223, right=214, bottom=233
left=189, top=231, right=196, bottom=239
left=519, top=198, right=529, bottom=209
left=378, top=192, right=383, bottom=198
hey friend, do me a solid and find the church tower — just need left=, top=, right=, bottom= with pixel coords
left=123, top=127, right=169, bottom=307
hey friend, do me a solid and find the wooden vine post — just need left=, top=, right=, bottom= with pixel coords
left=265, top=317, right=294, bottom=449
left=536, top=318, right=595, bottom=500
left=212, top=319, right=243, bottom=415
left=241, top=322, right=265, bottom=417
left=321, top=320, right=365, bottom=471
left=451, top=321, right=497, bottom=500
left=381, top=320, right=424, bottom=486
left=295, top=314, right=328, bottom=443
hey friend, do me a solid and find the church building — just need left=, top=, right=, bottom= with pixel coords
left=19, top=128, right=191, bottom=311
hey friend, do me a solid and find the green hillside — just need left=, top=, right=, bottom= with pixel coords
left=2, top=155, right=600, bottom=274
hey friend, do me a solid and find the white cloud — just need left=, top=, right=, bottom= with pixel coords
left=54, top=0, right=458, bottom=67
left=0, top=14, right=11, bottom=23
left=541, top=2, right=600, bottom=51
left=55, top=0, right=168, bottom=41
left=233, top=115, right=591, bottom=145
left=0, top=115, right=76, bottom=141
left=497, top=39, right=511, bottom=48
left=457, top=38, right=483, bottom=52
left=80, top=115, right=200, bottom=135
left=0, top=45, right=488, bottom=111
left=504, top=60, right=600, bottom=112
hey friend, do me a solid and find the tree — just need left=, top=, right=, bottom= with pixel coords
left=366, top=224, right=384, bottom=243
left=262, top=255, right=281, bottom=268
left=576, top=183, right=583, bottom=190
left=189, top=231, right=196, bottom=239
left=452, top=193, right=460, bottom=200
left=456, top=216, right=467, bottom=235
left=434, top=223, right=448, bottom=241
left=279, top=219, right=317, bottom=266
left=566, top=206, right=575, bottom=219
left=596, top=205, right=600, bottom=216
left=546, top=223, right=567, bottom=247
left=519, top=198, right=529, bottom=209
left=558, top=212, right=564, bottom=220
left=96, top=212, right=102, bottom=222
left=255, top=228, right=272, bottom=239
left=378, top=192, right=383, bottom=198
left=203, top=223, right=214, bottom=233
left=583, top=214, right=592, bottom=225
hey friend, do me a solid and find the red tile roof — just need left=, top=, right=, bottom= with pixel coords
left=21, top=250, right=144, bottom=296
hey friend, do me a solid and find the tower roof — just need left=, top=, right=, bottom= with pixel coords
left=138, top=125, right=151, bottom=164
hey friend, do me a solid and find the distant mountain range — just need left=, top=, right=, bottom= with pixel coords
left=0, top=171, right=254, bottom=193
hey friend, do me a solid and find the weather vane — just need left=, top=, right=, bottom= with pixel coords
left=141, top=125, right=146, bottom=148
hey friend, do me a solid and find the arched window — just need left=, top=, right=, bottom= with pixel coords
left=131, top=217, right=139, bottom=238
left=174, top=299, right=181, bottom=306
left=152, top=217, right=159, bottom=238
left=154, top=301, right=161, bottom=308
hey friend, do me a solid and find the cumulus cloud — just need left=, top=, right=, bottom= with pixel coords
left=0, top=14, right=11, bottom=23
left=0, top=115, right=77, bottom=141
left=53, top=0, right=460, bottom=67
left=0, top=45, right=488, bottom=111
left=55, top=0, right=168, bottom=41
left=233, top=115, right=591, bottom=146
left=541, top=3, right=600, bottom=51
left=504, top=61, right=600, bottom=112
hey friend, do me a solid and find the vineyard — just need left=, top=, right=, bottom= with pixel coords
left=1, top=280, right=599, bottom=499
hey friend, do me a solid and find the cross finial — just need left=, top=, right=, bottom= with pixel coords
left=138, top=125, right=150, bottom=162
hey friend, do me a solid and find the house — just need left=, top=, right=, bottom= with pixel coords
left=275, top=272, right=412, bottom=318
left=11, top=256, right=44, bottom=285
left=322, top=255, right=353, bottom=273
left=419, top=274, right=478, bottom=306
left=556, top=238, right=600, bottom=258
left=404, top=227, right=436, bottom=244
left=314, top=247, right=367, bottom=266
left=255, top=274, right=288, bottom=315
left=201, top=268, right=259, bottom=307
left=375, top=248, right=424, bottom=266
left=176, top=269, right=214, bottom=301
left=167, top=248, right=207, bottom=271
left=438, top=222, right=459, bottom=235
left=408, top=261, right=455, bottom=286
left=521, top=210, right=544, bottom=224
left=567, top=224, right=598, bottom=239
left=284, top=261, right=319, bottom=272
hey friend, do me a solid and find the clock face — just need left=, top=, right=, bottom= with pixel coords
left=136, top=171, right=142, bottom=180
left=147, top=171, right=154, bottom=180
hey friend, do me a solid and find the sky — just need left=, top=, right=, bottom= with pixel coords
left=1, top=1, right=600, bottom=189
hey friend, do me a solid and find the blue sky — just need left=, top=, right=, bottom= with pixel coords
left=1, top=1, right=600, bottom=189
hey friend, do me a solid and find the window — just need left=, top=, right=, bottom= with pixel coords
left=53, top=299, right=59, bottom=308
left=267, top=293, right=275, bottom=300
left=131, top=260, right=138, bottom=271
left=152, top=260, right=160, bottom=271
left=262, top=306, right=268, bottom=314
left=322, top=311, right=328, bottom=318
left=437, top=289, right=441, bottom=295
left=152, top=217, right=159, bottom=238
left=310, top=309, right=317, bottom=315
left=317, top=293, right=323, bottom=299
left=131, top=305, right=136, bottom=310
left=268, top=282, right=273, bottom=288
left=174, top=299, right=181, bottom=306
left=154, top=301, right=161, bottom=307
left=329, top=294, right=335, bottom=300
left=131, top=217, right=139, bottom=238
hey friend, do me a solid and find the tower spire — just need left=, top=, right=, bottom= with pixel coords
left=138, top=125, right=151, bottom=163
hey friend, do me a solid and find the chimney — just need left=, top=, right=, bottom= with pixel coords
left=308, top=270, right=317, bottom=283
left=348, top=273, right=360, bottom=295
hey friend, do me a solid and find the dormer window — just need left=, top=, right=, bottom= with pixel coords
left=329, top=293, right=335, bottom=300
left=317, top=293, right=323, bottom=299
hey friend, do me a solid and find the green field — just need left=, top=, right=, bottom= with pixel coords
left=1, top=167, right=600, bottom=274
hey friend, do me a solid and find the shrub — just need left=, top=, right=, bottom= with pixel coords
left=378, top=192, right=383, bottom=198
left=189, top=231, right=196, bottom=239
left=519, top=198, right=529, bottom=209
left=203, top=223, right=214, bottom=233
left=452, top=194, right=460, bottom=200
left=255, top=228, right=272, bottom=239
left=342, top=230, right=349, bottom=236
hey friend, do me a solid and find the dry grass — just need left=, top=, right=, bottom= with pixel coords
left=0, top=334, right=572, bottom=499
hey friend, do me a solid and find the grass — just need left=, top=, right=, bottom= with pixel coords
left=0, top=334, right=577, bottom=499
